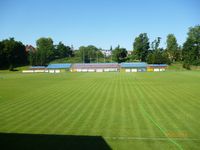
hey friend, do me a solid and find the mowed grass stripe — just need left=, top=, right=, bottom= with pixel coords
left=177, top=85, right=200, bottom=104
left=99, top=75, right=116, bottom=136
left=1, top=86, right=62, bottom=120
left=63, top=76, right=105, bottom=134
left=139, top=77, right=189, bottom=134
left=51, top=76, right=101, bottom=133
left=0, top=74, right=73, bottom=107
left=1, top=91, right=61, bottom=131
left=133, top=77, right=161, bottom=138
left=21, top=82, right=85, bottom=133
left=118, top=74, right=128, bottom=136
left=132, top=77, right=170, bottom=150
left=119, top=74, right=136, bottom=136
left=1, top=87, right=62, bottom=123
left=78, top=77, right=112, bottom=135
left=158, top=85, right=200, bottom=137
left=3, top=87, right=68, bottom=132
left=0, top=84, right=62, bottom=112
left=22, top=97, right=69, bottom=133
left=105, top=74, right=125, bottom=136
left=168, top=84, right=200, bottom=113
left=0, top=79, right=75, bottom=114
left=101, top=74, right=122, bottom=136
left=141, top=74, right=199, bottom=149
left=55, top=77, right=104, bottom=133
left=90, top=75, right=117, bottom=135
left=2, top=78, right=97, bottom=132
left=1, top=82, right=68, bottom=121
left=101, top=75, right=118, bottom=136
left=23, top=79, right=98, bottom=133
left=138, top=77, right=191, bottom=150
left=0, top=73, right=81, bottom=108
left=168, top=83, right=200, bottom=110
left=48, top=79, right=99, bottom=134
left=116, top=73, right=130, bottom=136
left=155, top=85, right=200, bottom=149
left=136, top=75, right=200, bottom=149
left=138, top=78, right=181, bottom=133
left=111, top=74, right=123, bottom=136
left=124, top=74, right=141, bottom=137
left=135, top=76, right=163, bottom=138
left=161, top=84, right=199, bottom=123
left=72, top=75, right=113, bottom=132
left=146, top=79, right=200, bottom=135
left=134, top=76, right=183, bottom=149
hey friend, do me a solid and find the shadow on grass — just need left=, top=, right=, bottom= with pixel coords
left=0, top=132, right=112, bottom=150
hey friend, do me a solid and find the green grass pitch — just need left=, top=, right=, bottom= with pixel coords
left=0, top=71, right=200, bottom=149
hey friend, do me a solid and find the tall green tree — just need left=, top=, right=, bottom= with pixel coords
left=28, top=51, right=36, bottom=66
left=36, top=37, right=54, bottom=65
left=133, top=33, right=150, bottom=61
left=78, top=45, right=103, bottom=63
left=54, top=42, right=73, bottom=59
left=147, top=37, right=170, bottom=64
left=0, top=38, right=27, bottom=70
left=26, top=45, right=37, bottom=65
left=112, top=45, right=127, bottom=63
left=0, top=41, right=5, bottom=68
left=147, top=50, right=170, bottom=64
left=166, top=34, right=179, bottom=62
left=182, top=25, right=200, bottom=66
left=151, top=37, right=161, bottom=51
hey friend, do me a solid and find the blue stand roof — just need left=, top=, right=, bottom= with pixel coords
left=47, top=63, right=71, bottom=69
left=121, top=62, right=148, bottom=68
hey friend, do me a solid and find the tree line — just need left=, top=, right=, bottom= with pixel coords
left=0, top=25, right=199, bottom=70
left=131, top=25, right=200, bottom=69
left=0, top=38, right=27, bottom=70
left=28, top=38, right=74, bottom=66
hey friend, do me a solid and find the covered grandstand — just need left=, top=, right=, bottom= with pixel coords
left=22, top=66, right=47, bottom=73
left=30, top=66, right=46, bottom=70
left=121, top=62, right=148, bottom=72
left=22, top=63, right=168, bottom=73
left=71, top=63, right=120, bottom=72
left=147, top=64, right=168, bottom=72
left=47, top=63, right=71, bottom=73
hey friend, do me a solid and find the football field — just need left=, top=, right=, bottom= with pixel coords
left=0, top=71, right=200, bottom=149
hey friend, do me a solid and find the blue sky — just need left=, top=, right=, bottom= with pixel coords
left=0, top=0, right=199, bottom=50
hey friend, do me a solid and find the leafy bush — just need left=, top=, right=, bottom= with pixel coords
left=183, top=61, right=191, bottom=70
